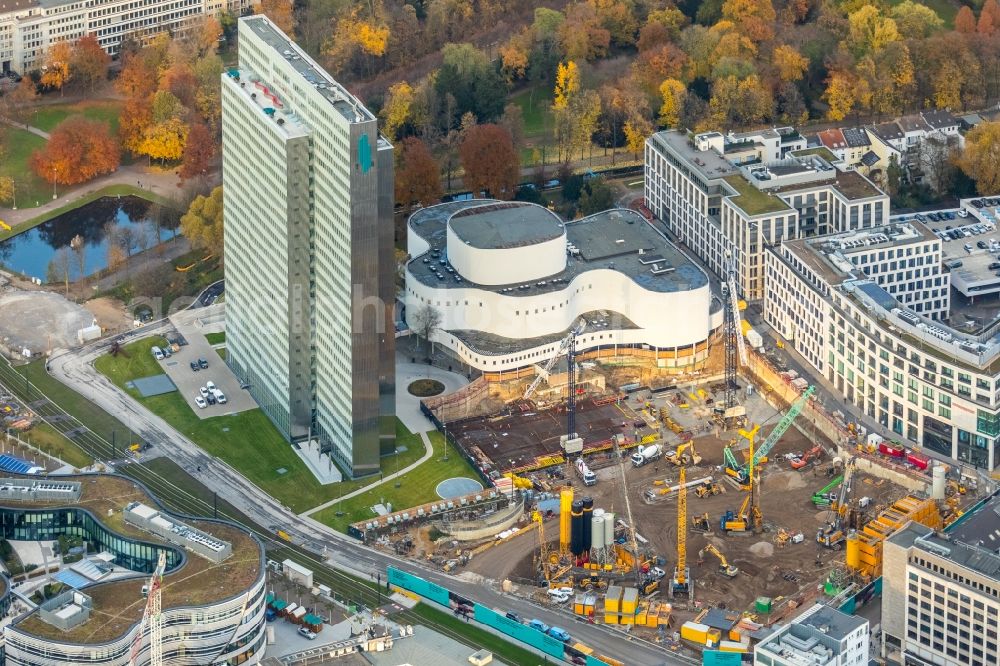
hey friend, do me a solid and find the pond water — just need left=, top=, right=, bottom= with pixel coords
left=0, top=196, right=180, bottom=281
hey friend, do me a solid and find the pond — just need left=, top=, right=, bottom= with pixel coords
left=0, top=196, right=180, bottom=281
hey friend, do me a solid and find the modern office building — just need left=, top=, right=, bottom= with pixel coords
left=882, top=497, right=1000, bottom=666
left=404, top=201, right=722, bottom=376
left=0, top=473, right=266, bottom=665
left=0, top=0, right=252, bottom=74
left=644, top=129, right=888, bottom=301
left=763, top=210, right=1000, bottom=469
left=222, top=16, right=394, bottom=477
left=753, top=603, right=869, bottom=666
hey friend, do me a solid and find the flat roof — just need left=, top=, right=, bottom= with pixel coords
left=948, top=492, right=1000, bottom=551
left=0, top=0, right=37, bottom=11
left=792, top=146, right=839, bottom=162
left=767, top=169, right=884, bottom=201
left=648, top=131, right=738, bottom=181
left=9, top=474, right=261, bottom=644
left=891, top=521, right=1000, bottom=583
left=241, top=16, right=374, bottom=124
left=723, top=175, right=792, bottom=216
left=449, top=203, right=563, bottom=249
left=409, top=202, right=708, bottom=295
left=798, top=605, right=867, bottom=641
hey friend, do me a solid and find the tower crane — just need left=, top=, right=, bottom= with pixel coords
left=725, top=386, right=816, bottom=484
left=671, top=467, right=692, bottom=601
left=523, top=319, right=586, bottom=401
left=698, top=544, right=739, bottom=577
left=722, top=254, right=748, bottom=411
left=130, top=551, right=167, bottom=666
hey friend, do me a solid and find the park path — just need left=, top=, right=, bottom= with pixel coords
left=298, top=431, right=434, bottom=518
left=1, top=118, right=49, bottom=139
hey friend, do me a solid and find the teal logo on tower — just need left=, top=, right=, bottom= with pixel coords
left=358, top=134, right=371, bottom=174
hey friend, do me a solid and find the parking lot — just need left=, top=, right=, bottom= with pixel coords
left=156, top=331, right=257, bottom=419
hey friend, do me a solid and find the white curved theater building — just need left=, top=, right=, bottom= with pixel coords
left=405, top=201, right=722, bottom=376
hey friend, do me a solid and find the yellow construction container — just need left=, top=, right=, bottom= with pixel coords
left=708, top=628, right=722, bottom=644
left=727, top=629, right=742, bottom=642
left=847, top=494, right=943, bottom=578
left=681, top=622, right=710, bottom=643
left=604, top=586, right=623, bottom=613
left=719, top=640, right=748, bottom=653
left=621, top=587, right=639, bottom=615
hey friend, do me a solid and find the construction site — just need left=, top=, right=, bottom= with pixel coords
left=363, top=279, right=981, bottom=656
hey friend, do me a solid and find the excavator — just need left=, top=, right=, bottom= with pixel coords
left=666, top=441, right=702, bottom=466
left=698, top=544, right=739, bottom=577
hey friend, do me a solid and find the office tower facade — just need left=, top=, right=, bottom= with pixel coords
left=221, top=15, right=394, bottom=478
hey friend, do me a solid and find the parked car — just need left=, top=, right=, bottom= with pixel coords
left=206, top=392, right=217, bottom=405
left=190, top=361, right=200, bottom=371
left=958, top=209, right=969, bottom=217
left=151, top=346, right=164, bottom=361
left=505, top=611, right=523, bottom=624
left=206, top=380, right=217, bottom=392
left=547, top=626, right=571, bottom=642
left=195, top=396, right=207, bottom=409
left=529, top=619, right=550, bottom=634
left=297, top=627, right=317, bottom=640
left=198, top=357, right=209, bottom=369
left=199, top=386, right=210, bottom=398
left=212, top=389, right=227, bottom=405
left=978, top=241, right=988, bottom=249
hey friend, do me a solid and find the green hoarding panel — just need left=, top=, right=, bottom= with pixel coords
left=473, top=604, right=565, bottom=659
left=387, top=567, right=450, bottom=606
left=703, top=650, right=742, bottom=665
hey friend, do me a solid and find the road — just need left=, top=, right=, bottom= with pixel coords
left=40, top=327, right=693, bottom=666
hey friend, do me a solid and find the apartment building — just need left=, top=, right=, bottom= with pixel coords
left=0, top=0, right=251, bottom=74
left=764, top=218, right=1000, bottom=469
left=644, top=129, right=887, bottom=301
left=754, top=603, right=869, bottom=666
left=221, top=16, right=395, bottom=478
left=882, top=504, right=1000, bottom=666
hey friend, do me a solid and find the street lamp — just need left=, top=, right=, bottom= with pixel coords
left=51, top=167, right=57, bottom=200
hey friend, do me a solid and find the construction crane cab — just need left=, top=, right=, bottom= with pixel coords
left=816, top=523, right=846, bottom=549
left=698, top=544, right=739, bottom=577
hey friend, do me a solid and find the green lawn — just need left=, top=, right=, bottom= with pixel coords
left=313, top=429, right=478, bottom=533
left=205, top=332, right=226, bottom=345
left=510, top=85, right=554, bottom=139
left=93, top=338, right=477, bottom=514
left=24, top=422, right=92, bottom=469
left=31, top=100, right=123, bottom=135
left=0, top=127, right=50, bottom=210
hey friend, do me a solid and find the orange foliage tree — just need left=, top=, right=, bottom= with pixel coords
left=31, top=116, right=120, bottom=185
left=180, top=122, right=215, bottom=179
left=395, top=137, right=442, bottom=210
left=40, top=41, right=72, bottom=94
left=459, top=124, right=519, bottom=200
left=70, top=34, right=110, bottom=93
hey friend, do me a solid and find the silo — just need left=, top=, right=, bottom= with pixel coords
left=591, top=516, right=605, bottom=553
left=931, top=463, right=946, bottom=500
left=571, top=500, right=584, bottom=555
left=582, top=497, right=594, bottom=552
left=845, top=531, right=861, bottom=570
left=604, top=512, right=616, bottom=547
left=559, top=488, right=574, bottom=553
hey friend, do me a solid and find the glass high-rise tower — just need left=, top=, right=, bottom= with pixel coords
left=221, top=16, right=395, bottom=478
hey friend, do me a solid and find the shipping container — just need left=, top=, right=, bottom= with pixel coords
left=879, top=442, right=905, bottom=458
left=906, top=451, right=930, bottom=470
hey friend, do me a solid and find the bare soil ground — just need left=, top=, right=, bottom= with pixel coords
left=84, top=296, right=130, bottom=332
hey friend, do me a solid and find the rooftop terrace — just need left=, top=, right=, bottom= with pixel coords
left=723, top=175, right=791, bottom=216
left=8, top=474, right=261, bottom=644
left=648, top=131, right=738, bottom=181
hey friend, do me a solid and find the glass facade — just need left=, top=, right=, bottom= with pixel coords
left=0, top=508, right=182, bottom=573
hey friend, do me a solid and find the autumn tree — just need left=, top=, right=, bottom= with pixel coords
left=69, top=35, right=109, bottom=93
left=823, top=70, right=857, bottom=121
left=624, top=117, right=652, bottom=156
left=0, top=176, right=14, bottom=206
left=180, top=186, right=224, bottom=252
left=658, top=78, right=686, bottom=127
left=395, top=137, right=442, bottom=210
left=559, top=2, right=611, bottom=61
left=31, top=116, right=120, bottom=185
left=190, top=15, right=222, bottom=55
left=955, top=6, right=976, bottom=34
left=179, top=122, right=214, bottom=180
left=119, top=97, right=153, bottom=155
left=772, top=44, right=808, bottom=82
left=459, top=124, right=519, bottom=200
left=116, top=52, right=157, bottom=99
left=553, top=61, right=580, bottom=111
left=959, top=122, right=1000, bottom=195
left=890, top=1, right=943, bottom=39
left=721, top=0, right=777, bottom=43
left=256, top=0, right=294, bottom=37
left=2, top=77, right=37, bottom=127
left=846, top=6, right=899, bottom=58
left=980, top=0, right=1000, bottom=35
left=709, top=74, right=773, bottom=128
left=40, top=41, right=73, bottom=94
left=380, top=81, right=413, bottom=141
left=140, top=117, right=189, bottom=163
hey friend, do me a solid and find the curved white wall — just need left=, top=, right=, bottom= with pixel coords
left=406, top=268, right=712, bottom=347
left=446, top=223, right=567, bottom=286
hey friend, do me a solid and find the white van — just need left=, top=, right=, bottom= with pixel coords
left=151, top=346, right=164, bottom=361
left=212, top=388, right=227, bottom=404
